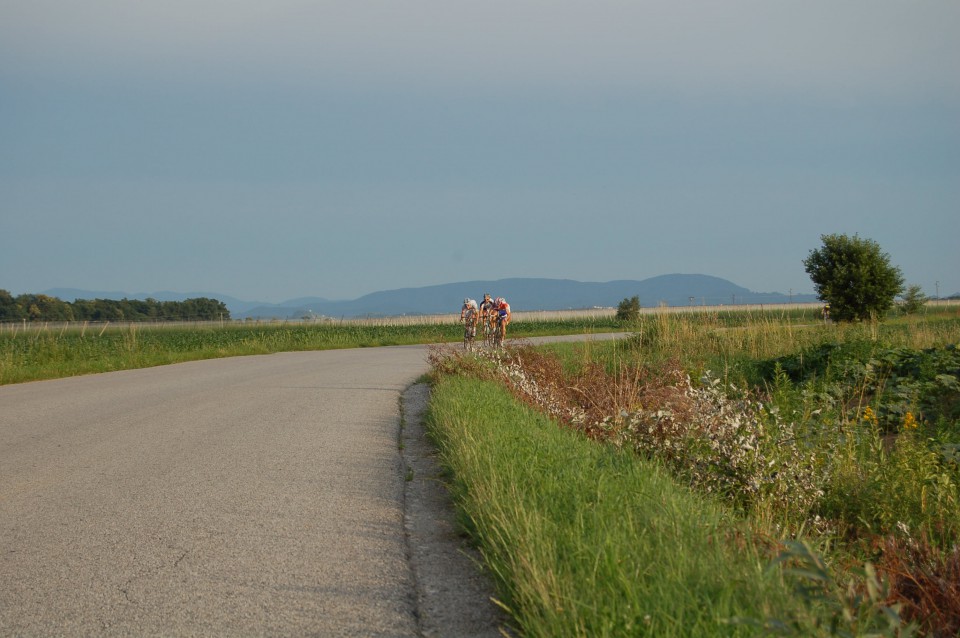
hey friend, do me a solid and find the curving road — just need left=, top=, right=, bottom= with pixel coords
left=1, top=334, right=626, bottom=635
left=1, top=346, right=439, bottom=636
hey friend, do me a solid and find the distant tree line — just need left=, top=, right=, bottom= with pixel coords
left=0, top=290, right=230, bottom=322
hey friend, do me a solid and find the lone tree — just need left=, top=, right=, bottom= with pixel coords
left=616, top=295, right=641, bottom=322
left=900, top=284, right=928, bottom=315
left=803, top=233, right=904, bottom=322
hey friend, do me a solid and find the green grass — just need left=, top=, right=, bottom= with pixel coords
left=536, top=310, right=960, bottom=542
left=542, top=307, right=960, bottom=400
left=0, top=316, right=623, bottom=385
left=0, top=322, right=430, bottom=384
left=427, top=375, right=797, bottom=637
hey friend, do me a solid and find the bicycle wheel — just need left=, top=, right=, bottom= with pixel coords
left=493, top=317, right=503, bottom=349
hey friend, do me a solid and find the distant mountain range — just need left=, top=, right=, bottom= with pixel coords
left=44, top=275, right=819, bottom=319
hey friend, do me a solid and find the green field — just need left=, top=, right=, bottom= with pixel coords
left=0, top=316, right=621, bottom=385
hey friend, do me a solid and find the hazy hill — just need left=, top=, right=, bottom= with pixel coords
left=236, top=275, right=818, bottom=319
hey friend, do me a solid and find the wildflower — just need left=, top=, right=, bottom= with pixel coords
left=902, top=412, right=918, bottom=430
left=861, top=406, right=878, bottom=426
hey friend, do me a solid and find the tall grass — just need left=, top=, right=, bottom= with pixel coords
left=427, top=375, right=796, bottom=637
left=562, top=307, right=960, bottom=386
left=450, top=307, right=959, bottom=635
left=537, top=310, right=960, bottom=539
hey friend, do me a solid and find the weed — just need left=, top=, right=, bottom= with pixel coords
left=732, top=540, right=917, bottom=637
left=876, top=534, right=960, bottom=636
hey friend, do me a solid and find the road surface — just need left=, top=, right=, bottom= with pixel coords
left=1, top=334, right=626, bottom=635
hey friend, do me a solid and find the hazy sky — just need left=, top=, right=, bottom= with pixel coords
left=2, top=1, right=958, bottom=303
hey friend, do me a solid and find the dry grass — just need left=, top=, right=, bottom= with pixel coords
left=877, top=536, right=960, bottom=636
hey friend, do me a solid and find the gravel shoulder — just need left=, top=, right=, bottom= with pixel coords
left=401, top=382, right=514, bottom=637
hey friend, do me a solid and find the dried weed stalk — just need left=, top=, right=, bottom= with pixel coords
left=877, top=534, right=960, bottom=637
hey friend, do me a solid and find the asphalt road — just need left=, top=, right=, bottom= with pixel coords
left=1, top=346, right=442, bottom=636
left=0, top=333, right=628, bottom=636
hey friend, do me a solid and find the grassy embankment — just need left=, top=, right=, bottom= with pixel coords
left=426, top=305, right=960, bottom=636
left=0, top=315, right=620, bottom=385
left=429, top=376, right=797, bottom=637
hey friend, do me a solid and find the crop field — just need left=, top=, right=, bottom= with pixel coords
left=3, top=301, right=954, bottom=386
left=427, top=305, right=960, bottom=636
left=0, top=312, right=623, bottom=385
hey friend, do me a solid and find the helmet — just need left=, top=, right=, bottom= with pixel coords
left=494, top=297, right=502, bottom=305
left=483, top=293, right=491, bottom=299
left=464, top=298, right=470, bottom=304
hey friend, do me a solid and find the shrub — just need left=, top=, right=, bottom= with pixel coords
left=615, top=295, right=640, bottom=322
left=803, top=233, right=905, bottom=322
left=901, top=285, right=928, bottom=316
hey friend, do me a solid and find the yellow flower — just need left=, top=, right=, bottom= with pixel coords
left=902, top=412, right=918, bottom=430
left=862, top=406, right=878, bottom=426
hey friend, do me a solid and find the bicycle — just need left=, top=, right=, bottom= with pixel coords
left=492, top=312, right=505, bottom=349
left=481, top=309, right=495, bottom=347
left=462, top=308, right=478, bottom=351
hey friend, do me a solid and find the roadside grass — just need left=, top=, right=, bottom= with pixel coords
left=432, top=305, right=959, bottom=635
left=426, top=375, right=796, bottom=637
left=590, top=306, right=960, bottom=382
left=0, top=316, right=621, bottom=385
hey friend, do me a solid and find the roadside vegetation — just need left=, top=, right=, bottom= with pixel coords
left=426, top=305, right=960, bottom=637
left=428, top=375, right=798, bottom=637
left=0, top=316, right=619, bottom=385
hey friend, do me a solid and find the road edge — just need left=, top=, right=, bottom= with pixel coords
left=400, top=382, right=513, bottom=638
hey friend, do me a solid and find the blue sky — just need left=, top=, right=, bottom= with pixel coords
left=2, top=1, right=958, bottom=303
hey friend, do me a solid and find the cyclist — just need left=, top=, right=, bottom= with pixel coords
left=460, top=297, right=479, bottom=348
left=478, top=293, right=497, bottom=345
left=460, top=297, right=478, bottom=322
left=494, top=297, right=512, bottom=342
left=479, top=293, right=496, bottom=324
